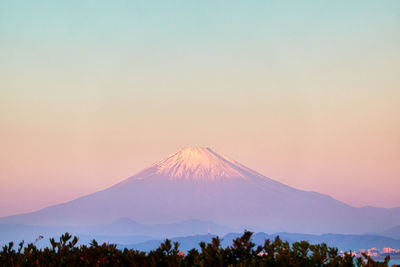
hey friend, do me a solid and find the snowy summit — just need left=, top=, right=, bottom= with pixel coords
left=134, top=146, right=262, bottom=181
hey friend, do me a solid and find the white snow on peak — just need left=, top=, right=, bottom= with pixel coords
left=147, top=146, right=262, bottom=181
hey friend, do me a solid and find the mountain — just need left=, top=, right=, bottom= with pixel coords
left=80, top=218, right=233, bottom=237
left=123, top=234, right=216, bottom=252
left=1, top=146, right=400, bottom=234
left=381, top=225, right=400, bottom=240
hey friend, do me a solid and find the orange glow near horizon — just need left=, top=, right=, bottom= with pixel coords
left=0, top=0, right=399, bottom=216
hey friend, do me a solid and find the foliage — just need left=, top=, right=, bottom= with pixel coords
left=0, top=231, right=395, bottom=267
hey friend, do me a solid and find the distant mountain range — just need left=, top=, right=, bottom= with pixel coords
left=1, top=147, right=399, bottom=235
left=2, top=220, right=400, bottom=253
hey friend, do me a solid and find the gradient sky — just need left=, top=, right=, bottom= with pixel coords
left=0, top=1, right=399, bottom=217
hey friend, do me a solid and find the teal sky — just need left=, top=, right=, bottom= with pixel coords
left=0, top=1, right=399, bottom=216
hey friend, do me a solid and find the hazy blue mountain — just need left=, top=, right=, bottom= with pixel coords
left=87, top=218, right=233, bottom=237
left=122, top=234, right=217, bottom=252
left=1, top=147, right=399, bottom=234
left=381, top=225, right=400, bottom=240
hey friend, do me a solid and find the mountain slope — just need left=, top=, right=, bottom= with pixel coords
left=1, top=147, right=399, bottom=234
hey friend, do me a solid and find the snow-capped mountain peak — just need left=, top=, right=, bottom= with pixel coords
left=137, top=146, right=261, bottom=181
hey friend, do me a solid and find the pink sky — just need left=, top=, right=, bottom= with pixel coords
left=0, top=93, right=399, bottom=217
left=0, top=1, right=399, bottom=217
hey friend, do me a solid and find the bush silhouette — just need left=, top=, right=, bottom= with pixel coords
left=0, top=231, right=395, bottom=266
